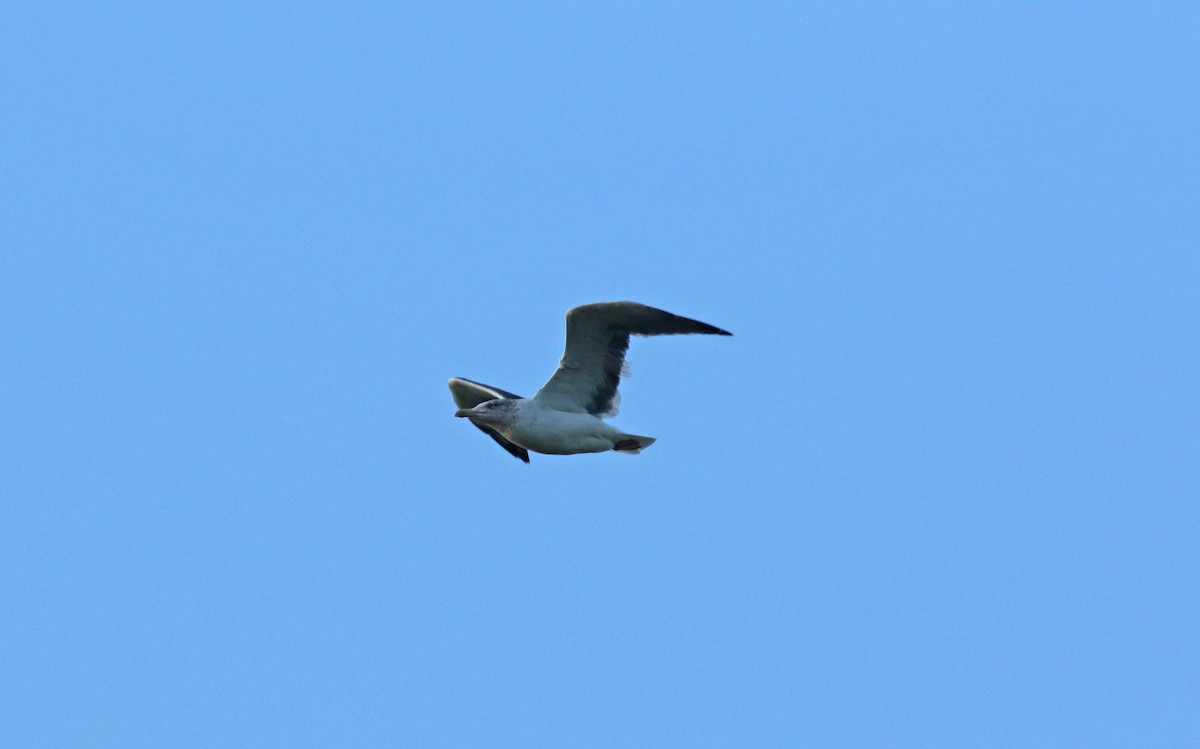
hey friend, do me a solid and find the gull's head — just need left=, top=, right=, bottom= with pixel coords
left=455, top=398, right=518, bottom=426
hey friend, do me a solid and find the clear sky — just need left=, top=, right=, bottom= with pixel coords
left=3, top=3, right=1197, bottom=747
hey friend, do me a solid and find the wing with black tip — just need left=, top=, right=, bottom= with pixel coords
left=448, top=377, right=530, bottom=463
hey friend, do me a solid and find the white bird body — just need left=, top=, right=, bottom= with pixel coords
left=449, top=302, right=730, bottom=462
left=507, top=401, right=635, bottom=455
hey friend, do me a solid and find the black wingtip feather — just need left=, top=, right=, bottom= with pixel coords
left=686, top=318, right=733, bottom=336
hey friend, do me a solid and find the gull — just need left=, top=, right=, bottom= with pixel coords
left=449, top=301, right=732, bottom=462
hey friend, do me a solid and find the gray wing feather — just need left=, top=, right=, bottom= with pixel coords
left=531, top=302, right=731, bottom=418
left=447, top=378, right=530, bottom=463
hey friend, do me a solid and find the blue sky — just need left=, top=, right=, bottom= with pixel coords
left=2, top=3, right=1197, bottom=746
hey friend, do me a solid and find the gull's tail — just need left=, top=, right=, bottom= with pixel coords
left=612, top=434, right=656, bottom=454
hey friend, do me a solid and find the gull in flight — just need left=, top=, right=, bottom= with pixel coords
left=449, top=301, right=732, bottom=462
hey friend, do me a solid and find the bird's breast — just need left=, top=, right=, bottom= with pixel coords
left=507, top=408, right=616, bottom=455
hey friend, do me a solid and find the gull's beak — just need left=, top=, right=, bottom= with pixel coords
left=454, top=408, right=473, bottom=418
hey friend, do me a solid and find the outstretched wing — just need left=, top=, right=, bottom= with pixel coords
left=447, top=377, right=530, bottom=463
left=531, top=302, right=731, bottom=418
